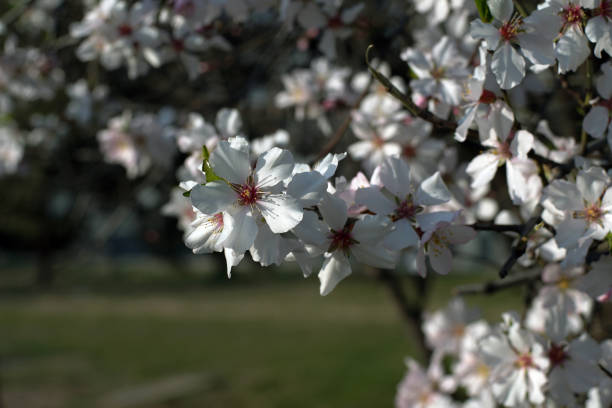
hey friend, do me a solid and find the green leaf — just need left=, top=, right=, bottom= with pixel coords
left=182, top=190, right=190, bottom=197
left=475, top=0, right=493, bottom=22
left=201, top=145, right=221, bottom=183
left=606, top=232, right=612, bottom=253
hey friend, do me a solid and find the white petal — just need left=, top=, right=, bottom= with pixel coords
left=287, top=171, right=327, bottom=206
left=250, top=223, right=281, bottom=266
left=510, top=130, right=534, bottom=159
left=466, top=153, right=500, bottom=188
left=352, top=214, right=392, bottom=244
left=256, top=194, right=303, bottom=234
left=445, top=225, right=477, bottom=245
left=352, top=243, right=398, bottom=269
left=586, top=16, right=612, bottom=58
left=354, top=186, right=395, bottom=215
left=319, top=252, right=351, bottom=296
left=318, top=193, right=348, bottom=231
left=470, top=19, right=501, bottom=50
left=416, top=211, right=458, bottom=232
left=555, top=217, right=587, bottom=249
left=216, top=108, right=242, bottom=138
left=488, top=0, right=514, bottom=22
left=190, top=182, right=236, bottom=214
left=416, top=171, right=451, bottom=206
left=492, top=41, right=526, bottom=89
left=506, top=160, right=530, bottom=204
left=185, top=213, right=229, bottom=253
left=254, top=147, right=294, bottom=188
left=583, top=105, right=609, bottom=139
left=224, top=248, right=244, bottom=278
left=428, top=243, right=453, bottom=275
left=314, top=152, right=346, bottom=179
left=555, top=25, right=590, bottom=73
left=209, top=139, right=250, bottom=184
left=224, top=208, right=258, bottom=253
left=577, top=166, right=609, bottom=204
left=379, top=156, right=412, bottom=198
left=292, top=211, right=330, bottom=247
left=383, top=219, right=419, bottom=250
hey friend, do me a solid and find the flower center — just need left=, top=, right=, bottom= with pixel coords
left=479, top=89, right=496, bottom=104
left=118, top=24, right=133, bottom=37
left=599, top=99, right=612, bottom=111
left=329, top=224, right=356, bottom=251
left=562, top=4, right=584, bottom=25
left=548, top=343, right=569, bottom=367
left=477, top=363, right=490, bottom=378
left=557, top=277, right=571, bottom=290
left=237, top=183, right=259, bottom=206
left=431, top=66, right=445, bottom=79
left=208, top=212, right=224, bottom=233
left=573, top=203, right=604, bottom=224
left=494, top=141, right=512, bottom=159
left=402, top=144, right=416, bottom=158
left=499, top=19, right=521, bottom=42
left=515, top=353, right=533, bottom=368
left=172, top=38, right=185, bottom=52
left=452, top=324, right=465, bottom=337
left=392, top=199, right=417, bottom=221
left=328, top=14, right=343, bottom=29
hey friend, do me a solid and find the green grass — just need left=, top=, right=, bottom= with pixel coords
left=0, top=262, right=523, bottom=408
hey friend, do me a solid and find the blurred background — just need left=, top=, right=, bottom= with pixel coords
left=0, top=0, right=593, bottom=406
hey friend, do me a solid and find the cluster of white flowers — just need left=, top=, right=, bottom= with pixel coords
left=3, top=0, right=612, bottom=405
left=397, top=285, right=612, bottom=407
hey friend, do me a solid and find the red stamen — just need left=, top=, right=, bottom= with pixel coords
left=238, top=184, right=259, bottom=206
left=479, top=89, right=497, bottom=104
left=548, top=343, right=569, bottom=367
left=118, top=24, right=133, bottom=36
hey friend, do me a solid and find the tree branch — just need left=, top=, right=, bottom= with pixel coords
left=377, top=269, right=432, bottom=361
left=470, top=223, right=523, bottom=233
left=498, top=208, right=543, bottom=278
left=453, top=269, right=541, bottom=296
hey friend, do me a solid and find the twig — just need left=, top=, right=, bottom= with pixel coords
left=498, top=208, right=543, bottom=278
left=453, top=269, right=541, bottom=296
left=470, top=223, right=523, bottom=233
left=599, top=363, right=612, bottom=379
left=365, top=45, right=571, bottom=172
left=377, top=269, right=431, bottom=361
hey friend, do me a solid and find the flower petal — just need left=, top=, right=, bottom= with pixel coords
left=256, top=194, right=303, bottom=234
left=209, top=139, right=251, bottom=184
left=191, top=182, right=236, bottom=215
left=319, top=251, right=351, bottom=296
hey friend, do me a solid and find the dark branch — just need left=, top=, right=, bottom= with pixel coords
left=470, top=223, right=523, bottom=233
left=453, top=269, right=541, bottom=296
left=499, top=208, right=543, bottom=278
left=377, top=269, right=432, bottom=361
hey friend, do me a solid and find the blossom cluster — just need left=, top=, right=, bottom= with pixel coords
left=2, top=0, right=612, bottom=406
left=397, top=261, right=612, bottom=407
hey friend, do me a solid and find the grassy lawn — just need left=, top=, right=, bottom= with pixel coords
left=0, top=261, right=522, bottom=407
